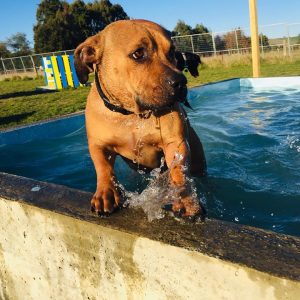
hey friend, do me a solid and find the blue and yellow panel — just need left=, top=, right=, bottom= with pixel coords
left=42, top=57, right=56, bottom=89
left=68, top=55, right=80, bottom=88
left=41, top=55, right=81, bottom=90
left=50, top=56, right=62, bottom=89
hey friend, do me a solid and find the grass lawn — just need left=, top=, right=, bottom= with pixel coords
left=1, top=59, right=300, bottom=130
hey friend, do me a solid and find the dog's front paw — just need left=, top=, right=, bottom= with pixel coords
left=172, top=196, right=206, bottom=220
left=91, top=185, right=121, bottom=216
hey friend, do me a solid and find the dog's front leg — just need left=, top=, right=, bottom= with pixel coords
left=164, top=140, right=204, bottom=217
left=89, top=142, right=121, bottom=215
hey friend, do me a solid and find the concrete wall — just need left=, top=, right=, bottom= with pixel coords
left=0, top=173, right=300, bottom=300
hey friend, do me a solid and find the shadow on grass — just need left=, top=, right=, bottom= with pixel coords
left=0, top=111, right=36, bottom=126
left=0, top=90, right=56, bottom=100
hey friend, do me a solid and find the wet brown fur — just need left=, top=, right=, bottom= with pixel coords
left=74, top=20, right=206, bottom=217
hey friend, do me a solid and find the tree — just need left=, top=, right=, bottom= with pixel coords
left=259, top=34, right=269, bottom=46
left=193, top=24, right=209, bottom=35
left=86, top=0, right=129, bottom=35
left=6, top=33, right=31, bottom=55
left=172, top=21, right=214, bottom=54
left=36, top=0, right=65, bottom=24
left=223, top=28, right=250, bottom=53
left=70, top=0, right=91, bottom=45
left=0, top=42, right=11, bottom=58
left=34, top=0, right=68, bottom=52
left=214, top=35, right=226, bottom=52
left=192, top=24, right=213, bottom=53
left=173, top=20, right=193, bottom=36
left=34, top=0, right=129, bottom=52
left=236, top=29, right=251, bottom=49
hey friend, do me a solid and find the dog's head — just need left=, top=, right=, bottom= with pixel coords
left=74, top=19, right=188, bottom=113
left=175, top=52, right=201, bottom=77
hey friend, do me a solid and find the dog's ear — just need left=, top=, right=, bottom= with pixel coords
left=74, top=34, right=102, bottom=84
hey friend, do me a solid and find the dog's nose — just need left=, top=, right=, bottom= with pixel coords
left=167, top=73, right=187, bottom=90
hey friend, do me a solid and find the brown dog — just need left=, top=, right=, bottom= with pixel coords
left=74, top=19, right=206, bottom=218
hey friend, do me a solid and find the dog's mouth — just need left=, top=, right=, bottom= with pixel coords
left=135, top=85, right=188, bottom=113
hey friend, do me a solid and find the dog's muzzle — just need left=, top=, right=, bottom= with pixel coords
left=166, top=72, right=187, bottom=93
left=136, top=72, right=191, bottom=112
left=166, top=72, right=188, bottom=103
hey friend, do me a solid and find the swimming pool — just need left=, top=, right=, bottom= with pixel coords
left=1, top=77, right=299, bottom=237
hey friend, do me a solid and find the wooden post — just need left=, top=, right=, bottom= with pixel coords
left=249, top=0, right=260, bottom=77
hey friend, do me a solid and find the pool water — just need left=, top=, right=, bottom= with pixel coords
left=190, top=84, right=300, bottom=236
left=1, top=81, right=299, bottom=236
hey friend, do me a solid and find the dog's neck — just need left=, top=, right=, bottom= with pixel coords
left=94, top=69, right=193, bottom=116
left=94, top=69, right=134, bottom=115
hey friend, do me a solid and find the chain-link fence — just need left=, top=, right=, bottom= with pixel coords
left=1, top=22, right=300, bottom=75
left=0, top=49, right=74, bottom=76
left=172, top=22, right=300, bottom=57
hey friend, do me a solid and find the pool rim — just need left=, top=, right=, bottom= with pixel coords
left=0, top=171, right=299, bottom=282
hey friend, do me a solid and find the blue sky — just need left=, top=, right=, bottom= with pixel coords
left=0, top=0, right=300, bottom=47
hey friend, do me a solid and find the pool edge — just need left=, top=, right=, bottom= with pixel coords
left=0, top=171, right=299, bottom=283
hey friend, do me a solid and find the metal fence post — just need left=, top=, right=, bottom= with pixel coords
left=11, top=58, right=17, bottom=73
left=211, top=32, right=217, bottom=56
left=234, top=29, right=240, bottom=54
left=190, top=35, right=195, bottom=53
left=286, top=23, right=291, bottom=57
left=20, top=57, right=26, bottom=72
left=260, top=34, right=264, bottom=56
left=1, top=57, right=7, bottom=74
left=30, top=55, right=38, bottom=75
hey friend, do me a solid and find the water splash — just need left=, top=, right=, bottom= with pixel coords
left=123, top=156, right=203, bottom=222
left=286, top=135, right=300, bottom=153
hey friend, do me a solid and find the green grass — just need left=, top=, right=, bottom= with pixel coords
left=186, top=59, right=300, bottom=87
left=0, top=77, right=90, bottom=129
left=1, top=60, right=300, bottom=129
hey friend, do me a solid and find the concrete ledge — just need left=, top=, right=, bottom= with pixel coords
left=190, top=76, right=300, bottom=94
left=241, top=76, right=300, bottom=90
left=0, top=172, right=300, bottom=299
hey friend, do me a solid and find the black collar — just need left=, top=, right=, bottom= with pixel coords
left=94, top=69, right=193, bottom=114
left=94, top=69, right=134, bottom=115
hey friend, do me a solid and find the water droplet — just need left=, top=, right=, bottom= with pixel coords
left=31, top=186, right=41, bottom=192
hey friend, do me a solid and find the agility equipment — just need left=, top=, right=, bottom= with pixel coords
left=41, top=55, right=80, bottom=90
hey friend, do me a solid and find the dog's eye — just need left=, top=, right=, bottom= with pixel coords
left=131, top=48, right=146, bottom=61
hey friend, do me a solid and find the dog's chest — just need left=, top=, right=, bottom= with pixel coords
left=112, top=117, right=164, bottom=168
